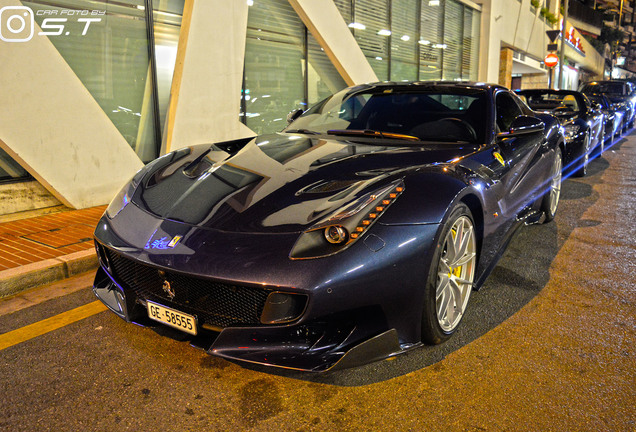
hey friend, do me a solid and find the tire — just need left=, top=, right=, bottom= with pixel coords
left=541, top=147, right=562, bottom=223
left=421, top=203, right=477, bottom=344
left=574, top=134, right=590, bottom=177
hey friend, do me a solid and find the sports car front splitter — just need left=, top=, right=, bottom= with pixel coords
left=93, top=266, right=403, bottom=372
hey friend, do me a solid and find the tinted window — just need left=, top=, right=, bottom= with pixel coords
left=288, top=87, right=488, bottom=143
left=521, top=92, right=580, bottom=112
left=581, top=82, right=626, bottom=96
left=495, top=92, right=523, bottom=131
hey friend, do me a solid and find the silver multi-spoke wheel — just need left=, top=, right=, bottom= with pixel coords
left=542, top=147, right=562, bottom=223
left=435, top=215, right=477, bottom=332
left=549, top=153, right=562, bottom=216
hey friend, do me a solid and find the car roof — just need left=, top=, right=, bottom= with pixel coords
left=362, top=81, right=505, bottom=92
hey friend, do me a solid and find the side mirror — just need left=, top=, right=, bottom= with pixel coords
left=287, top=108, right=304, bottom=124
left=498, top=116, right=544, bottom=137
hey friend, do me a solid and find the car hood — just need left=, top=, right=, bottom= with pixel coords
left=130, top=134, right=476, bottom=233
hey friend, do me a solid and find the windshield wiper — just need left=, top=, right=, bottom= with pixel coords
left=327, top=129, right=420, bottom=141
left=285, top=129, right=321, bottom=135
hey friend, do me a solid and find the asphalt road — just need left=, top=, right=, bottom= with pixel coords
left=1, top=136, right=634, bottom=431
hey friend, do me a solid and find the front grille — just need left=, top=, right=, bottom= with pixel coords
left=103, top=248, right=270, bottom=329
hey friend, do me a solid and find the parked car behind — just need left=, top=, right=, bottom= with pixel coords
left=586, top=93, right=625, bottom=153
left=516, top=89, right=604, bottom=177
left=580, top=80, right=635, bottom=131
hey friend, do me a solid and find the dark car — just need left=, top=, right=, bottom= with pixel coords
left=516, top=89, right=604, bottom=176
left=93, top=82, right=564, bottom=371
left=580, top=80, right=635, bottom=130
left=587, top=93, right=624, bottom=151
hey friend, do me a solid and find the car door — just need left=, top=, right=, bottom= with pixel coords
left=494, top=90, right=547, bottom=217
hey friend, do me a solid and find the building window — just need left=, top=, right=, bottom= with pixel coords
left=152, top=1, right=183, bottom=149
left=307, top=35, right=347, bottom=105
left=353, top=0, right=390, bottom=79
left=339, top=0, right=481, bottom=82
left=391, top=0, right=419, bottom=81
left=242, top=0, right=346, bottom=135
left=24, top=0, right=179, bottom=163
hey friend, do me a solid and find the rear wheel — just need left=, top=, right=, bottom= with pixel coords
left=421, top=203, right=477, bottom=344
left=542, top=147, right=562, bottom=223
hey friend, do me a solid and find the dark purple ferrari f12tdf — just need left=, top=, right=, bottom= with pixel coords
left=93, top=82, right=564, bottom=371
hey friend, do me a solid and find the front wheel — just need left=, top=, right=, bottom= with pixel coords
left=421, top=203, right=477, bottom=344
left=541, top=147, right=562, bottom=223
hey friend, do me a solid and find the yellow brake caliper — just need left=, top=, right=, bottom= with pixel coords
left=449, top=228, right=463, bottom=278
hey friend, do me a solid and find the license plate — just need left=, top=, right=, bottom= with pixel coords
left=147, top=301, right=197, bottom=335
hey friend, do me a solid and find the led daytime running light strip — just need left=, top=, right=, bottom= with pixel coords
left=348, top=184, right=404, bottom=240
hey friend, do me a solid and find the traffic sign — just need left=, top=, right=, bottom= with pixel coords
left=544, top=53, right=559, bottom=68
left=546, top=30, right=561, bottom=43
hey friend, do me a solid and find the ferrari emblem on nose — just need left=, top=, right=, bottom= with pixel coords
left=158, top=270, right=175, bottom=299
left=162, top=280, right=175, bottom=299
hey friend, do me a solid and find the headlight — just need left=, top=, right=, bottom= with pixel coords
left=289, top=180, right=405, bottom=259
left=563, top=124, right=581, bottom=141
left=105, top=169, right=145, bottom=218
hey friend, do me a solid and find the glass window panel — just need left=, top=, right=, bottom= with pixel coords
left=419, top=0, right=443, bottom=80
left=153, top=0, right=183, bottom=139
left=353, top=0, right=389, bottom=80
left=462, top=6, right=478, bottom=80
left=307, top=34, right=347, bottom=105
left=0, top=148, right=29, bottom=182
left=442, top=0, right=462, bottom=81
left=244, top=0, right=305, bottom=135
left=333, top=0, right=352, bottom=23
left=463, top=6, right=480, bottom=80
left=390, top=0, right=418, bottom=81
left=25, top=0, right=160, bottom=162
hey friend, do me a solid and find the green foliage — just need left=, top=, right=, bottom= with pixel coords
left=540, top=7, right=559, bottom=25
left=600, top=25, right=626, bottom=46
left=531, top=0, right=541, bottom=9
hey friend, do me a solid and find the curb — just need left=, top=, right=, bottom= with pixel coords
left=0, top=249, right=98, bottom=298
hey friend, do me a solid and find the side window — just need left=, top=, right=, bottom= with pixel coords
left=495, top=92, right=523, bottom=132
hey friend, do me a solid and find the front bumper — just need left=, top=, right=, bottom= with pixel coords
left=93, top=265, right=403, bottom=371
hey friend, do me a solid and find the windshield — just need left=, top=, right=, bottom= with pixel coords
left=285, top=87, right=488, bottom=144
left=581, top=82, right=627, bottom=96
left=520, top=92, right=581, bottom=114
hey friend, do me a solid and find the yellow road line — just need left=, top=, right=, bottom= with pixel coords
left=0, top=301, right=107, bottom=351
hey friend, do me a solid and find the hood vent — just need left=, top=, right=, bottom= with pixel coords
left=298, top=179, right=361, bottom=195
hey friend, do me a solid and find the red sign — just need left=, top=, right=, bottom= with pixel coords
left=544, top=53, right=559, bottom=68
left=566, top=26, right=585, bottom=54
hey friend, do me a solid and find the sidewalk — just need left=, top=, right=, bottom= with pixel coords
left=0, top=206, right=105, bottom=297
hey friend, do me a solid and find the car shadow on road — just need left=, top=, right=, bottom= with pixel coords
left=233, top=151, right=613, bottom=386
